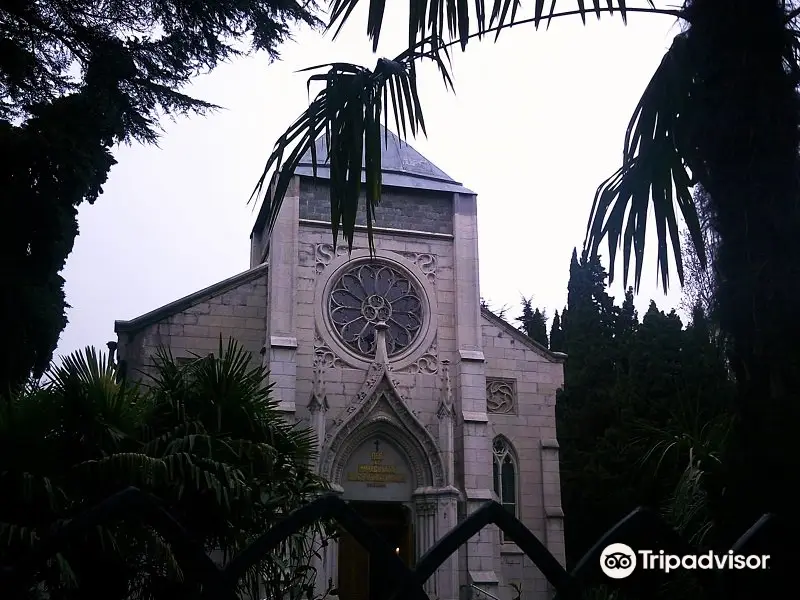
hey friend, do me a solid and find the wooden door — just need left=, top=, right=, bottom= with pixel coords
left=338, top=532, right=369, bottom=600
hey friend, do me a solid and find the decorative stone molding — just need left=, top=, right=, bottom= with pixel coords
left=397, top=339, right=438, bottom=374
left=437, top=359, right=454, bottom=419
left=486, top=377, right=517, bottom=414
left=325, top=392, right=445, bottom=489
left=307, top=363, right=329, bottom=414
left=314, top=331, right=346, bottom=369
left=313, top=243, right=354, bottom=275
left=414, top=501, right=438, bottom=516
left=314, top=245, right=436, bottom=283
left=319, top=324, right=446, bottom=489
left=307, top=363, right=329, bottom=473
left=314, top=249, right=439, bottom=371
left=437, top=359, right=455, bottom=487
left=399, top=251, right=437, bottom=284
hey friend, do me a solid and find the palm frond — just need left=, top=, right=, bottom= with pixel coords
left=584, top=33, right=705, bottom=292
left=44, top=347, right=144, bottom=453
left=328, top=0, right=642, bottom=50
left=260, top=1, right=680, bottom=257
left=0, top=343, right=326, bottom=599
left=252, top=43, right=452, bottom=253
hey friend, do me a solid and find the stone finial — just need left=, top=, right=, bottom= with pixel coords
left=374, top=321, right=390, bottom=364
left=308, top=360, right=328, bottom=413
left=437, top=359, right=454, bottom=419
left=106, top=341, right=118, bottom=368
left=312, top=360, right=326, bottom=398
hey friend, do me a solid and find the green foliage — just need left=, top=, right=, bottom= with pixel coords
left=1, top=1, right=321, bottom=128
left=252, top=48, right=453, bottom=254
left=517, top=297, right=548, bottom=348
left=556, top=250, right=735, bottom=580
left=481, top=297, right=509, bottom=319
left=0, top=0, right=322, bottom=392
left=549, top=311, right=565, bottom=353
left=0, top=339, right=328, bottom=600
left=679, top=186, right=719, bottom=321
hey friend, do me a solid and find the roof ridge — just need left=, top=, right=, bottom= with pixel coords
left=296, top=126, right=461, bottom=185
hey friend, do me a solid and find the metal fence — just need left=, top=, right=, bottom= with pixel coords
left=0, top=487, right=785, bottom=600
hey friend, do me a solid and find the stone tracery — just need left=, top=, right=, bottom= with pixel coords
left=486, top=378, right=517, bottom=414
left=328, top=262, right=423, bottom=358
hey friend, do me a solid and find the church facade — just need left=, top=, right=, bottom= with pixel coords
left=114, top=130, right=566, bottom=600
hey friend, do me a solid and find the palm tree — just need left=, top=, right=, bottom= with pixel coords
left=0, top=341, right=328, bottom=600
left=255, top=0, right=800, bottom=549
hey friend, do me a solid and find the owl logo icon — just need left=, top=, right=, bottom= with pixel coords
left=600, top=543, right=637, bottom=579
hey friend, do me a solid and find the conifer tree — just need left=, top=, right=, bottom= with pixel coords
left=556, top=250, right=735, bottom=570
left=556, top=249, right=620, bottom=563
left=549, top=311, right=565, bottom=352
left=517, top=297, right=548, bottom=348
left=0, top=1, right=320, bottom=392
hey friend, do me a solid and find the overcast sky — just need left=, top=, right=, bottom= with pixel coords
left=56, top=4, right=685, bottom=358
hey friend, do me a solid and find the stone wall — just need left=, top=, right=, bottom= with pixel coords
left=298, top=178, right=454, bottom=235
left=288, top=221, right=462, bottom=594
left=293, top=222, right=456, bottom=430
left=481, top=317, right=565, bottom=599
left=116, top=269, right=268, bottom=382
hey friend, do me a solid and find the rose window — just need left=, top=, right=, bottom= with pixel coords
left=328, top=262, right=423, bottom=357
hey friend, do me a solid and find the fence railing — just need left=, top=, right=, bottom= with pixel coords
left=0, top=487, right=785, bottom=600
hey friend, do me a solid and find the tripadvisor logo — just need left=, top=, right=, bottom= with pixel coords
left=600, top=543, right=770, bottom=579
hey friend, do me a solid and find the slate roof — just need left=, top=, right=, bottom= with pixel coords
left=294, top=126, right=474, bottom=195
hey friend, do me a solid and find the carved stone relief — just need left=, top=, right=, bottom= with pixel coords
left=396, top=340, right=438, bottom=374
left=415, top=501, right=437, bottom=516
left=315, top=245, right=436, bottom=284
left=320, top=360, right=446, bottom=488
left=314, top=330, right=346, bottom=369
left=399, top=252, right=436, bottom=284
left=314, top=243, right=356, bottom=275
left=486, top=378, right=517, bottom=414
left=314, top=247, right=439, bottom=372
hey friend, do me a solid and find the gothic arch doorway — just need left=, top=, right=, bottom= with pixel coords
left=336, top=434, right=416, bottom=600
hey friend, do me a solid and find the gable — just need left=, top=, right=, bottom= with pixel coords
left=480, top=307, right=566, bottom=363
left=115, top=263, right=269, bottom=335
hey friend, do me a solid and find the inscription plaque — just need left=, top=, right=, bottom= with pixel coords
left=346, top=440, right=407, bottom=487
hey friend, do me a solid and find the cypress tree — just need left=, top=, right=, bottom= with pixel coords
left=549, top=311, right=565, bottom=352
left=557, top=249, right=733, bottom=572
left=517, top=297, right=549, bottom=348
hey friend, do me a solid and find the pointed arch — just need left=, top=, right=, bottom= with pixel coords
left=491, top=435, right=519, bottom=541
left=320, top=366, right=446, bottom=489
left=332, top=405, right=433, bottom=490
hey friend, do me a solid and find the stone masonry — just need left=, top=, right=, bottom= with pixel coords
left=115, top=265, right=268, bottom=381
left=299, top=179, right=454, bottom=235
left=114, top=127, right=566, bottom=600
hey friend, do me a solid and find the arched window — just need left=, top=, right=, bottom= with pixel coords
left=492, top=437, right=518, bottom=525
